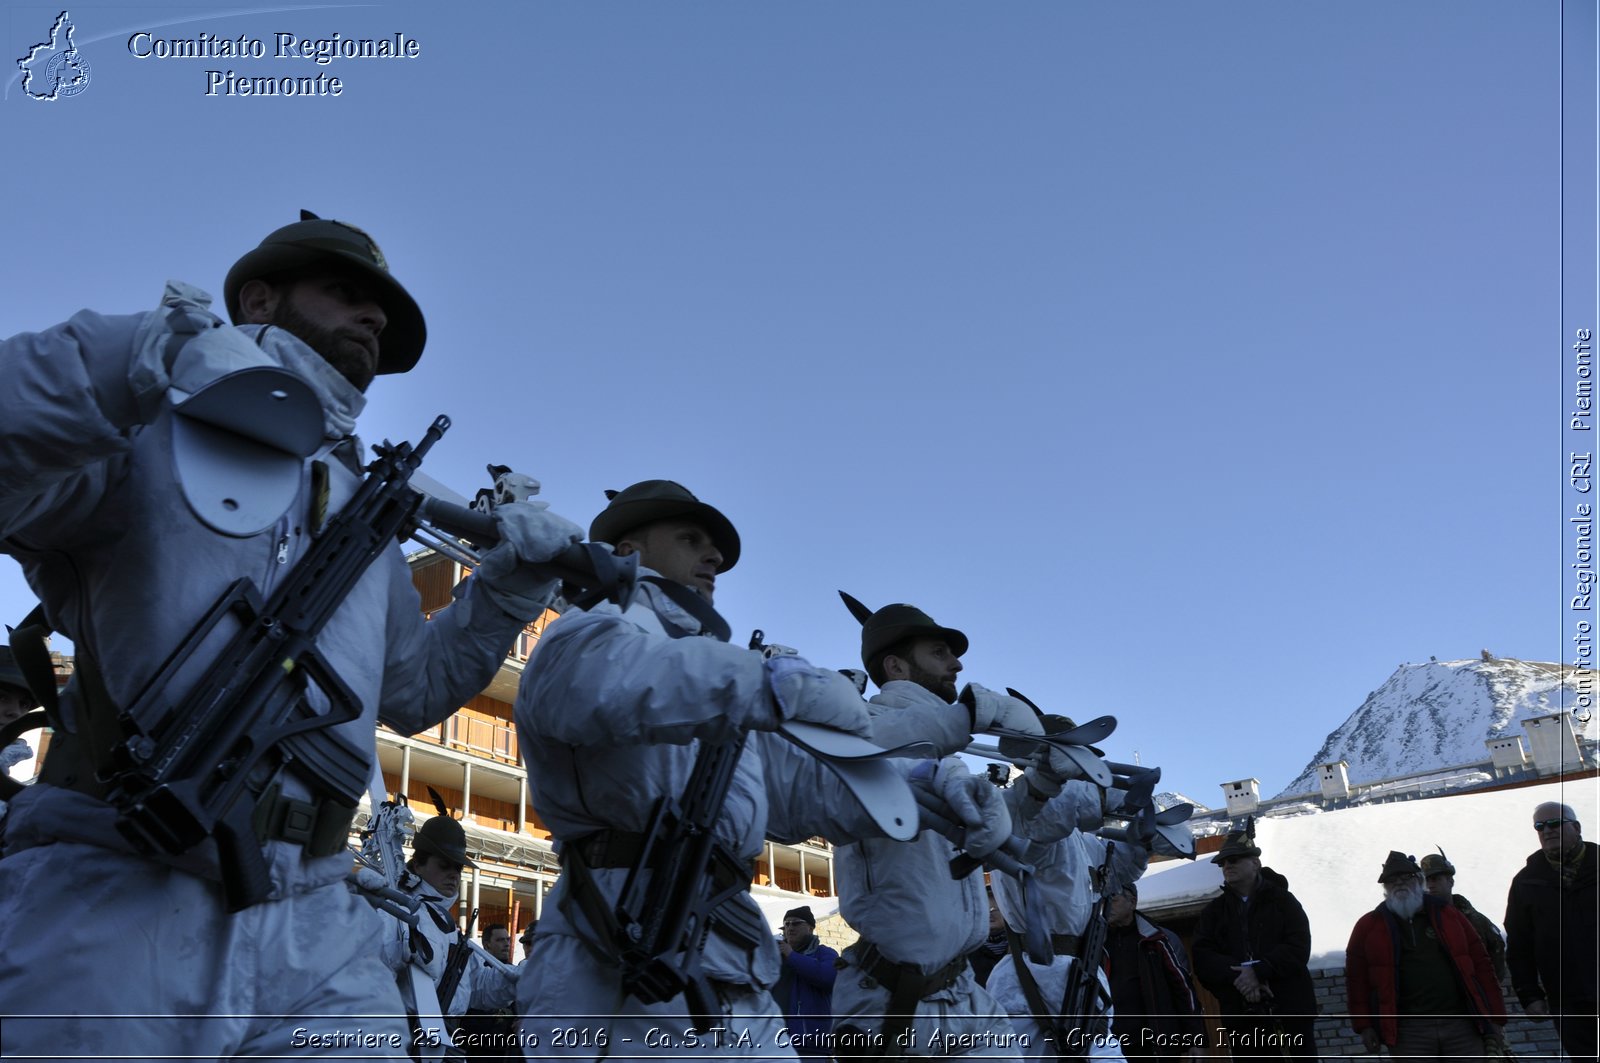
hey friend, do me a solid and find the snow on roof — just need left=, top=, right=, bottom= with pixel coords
left=752, top=886, right=841, bottom=932
left=1140, top=776, right=1599, bottom=970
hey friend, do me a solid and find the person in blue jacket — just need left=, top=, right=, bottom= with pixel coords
left=773, top=905, right=839, bottom=1057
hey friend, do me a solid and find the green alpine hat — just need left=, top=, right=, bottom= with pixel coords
left=224, top=210, right=426, bottom=375
left=412, top=814, right=476, bottom=868
left=1419, top=850, right=1455, bottom=877
left=1210, top=828, right=1262, bottom=864
left=588, top=480, right=739, bottom=572
left=839, top=592, right=968, bottom=684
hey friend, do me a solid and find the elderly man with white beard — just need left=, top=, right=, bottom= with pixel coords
left=1344, top=851, right=1507, bottom=1060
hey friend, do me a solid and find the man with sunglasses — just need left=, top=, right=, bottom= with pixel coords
left=1191, top=830, right=1318, bottom=1058
left=1505, top=802, right=1598, bottom=1063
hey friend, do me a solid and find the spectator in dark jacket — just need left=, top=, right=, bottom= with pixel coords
left=1191, top=829, right=1318, bottom=1058
left=1420, top=849, right=1507, bottom=983
left=1345, top=851, right=1507, bottom=1060
left=1105, top=883, right=1206, bottom=1061
left=773, top=905, right=838, bottom=1057
left=1505, top=801, right=1598, bottom=1063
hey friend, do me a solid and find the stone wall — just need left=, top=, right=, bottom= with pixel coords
left=1309, top=965, right=1567, bottom=1059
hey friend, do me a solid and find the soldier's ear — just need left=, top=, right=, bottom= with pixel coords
left=236, top=278, right=281, bottom=324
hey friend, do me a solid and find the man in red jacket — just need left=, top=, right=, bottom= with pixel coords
left=1345, top=851, right=1507, bottom=1060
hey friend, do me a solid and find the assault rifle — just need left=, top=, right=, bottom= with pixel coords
left=107, top=415, right=456, bottom=911
left=105, top=414, right=633, bottom=911
left=611, top=630, right=773, bottom=1031
left=1057, top=840, right=1116, bottom=1062
left=437, top=906, right=480, bottom=1016
left=350, top=793, right=423, bottom=926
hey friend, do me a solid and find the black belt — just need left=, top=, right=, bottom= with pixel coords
left=567, top=829, right=755, bottom=891
left=851, top=940, right=970, bottom=1061
left=1050, top=932, right=1083, bottom=957
left=854, top=941, right=970, bottom=997
left=560, top=829, right=766, bottom=951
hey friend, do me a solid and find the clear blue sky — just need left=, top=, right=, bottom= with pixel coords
left=0, top=1, right=1578, bottom=799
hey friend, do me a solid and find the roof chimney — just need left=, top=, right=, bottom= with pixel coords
left=1522, top=712, right=1584, bottom=776
left=1221, top=777, right=1260, bottom=816
left=1318, top=761, right=1350, bottom=801
left=1485, top=733, right=1529, bottom=775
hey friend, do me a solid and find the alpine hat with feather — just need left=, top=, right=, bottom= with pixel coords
left=838, top=591, right=968, bottom=685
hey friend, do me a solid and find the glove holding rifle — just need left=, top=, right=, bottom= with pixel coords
left=473, top=502, right=584, bottom=618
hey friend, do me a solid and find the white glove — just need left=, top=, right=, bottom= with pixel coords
left=474, top=500, right=584, bottom=618
left=0, top=738, right=33, bottom=774
left=1024, top=745, right=1090, bottom=798
left=928, top=760, right=1013, bottom=858
left=1023, top=749, right=1063, bottom=799
left=766, top=655, right=872, bottom=737
left=961, top=683, right=1044, bottom=737
left=351, top=866, right=389, bottom=893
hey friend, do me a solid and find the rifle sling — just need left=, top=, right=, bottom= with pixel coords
left=1004, top=929, right=1067, bottom=1061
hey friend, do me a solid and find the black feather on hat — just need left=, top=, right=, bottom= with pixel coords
left=838, top=591, right=967, bottom=685
left=412, top=814, right=476, bottom=868
left=1210, top=829, right=1262, bottom=864
left=1419, top=848, right=1455, bottom=877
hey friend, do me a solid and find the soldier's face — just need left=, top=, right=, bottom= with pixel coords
left=620, top=520, right=723, bottom=602
left=1423, top=872, right=1453, bottom=898
left=0, top=687, right=32, bottom=727
left=485, top=927, right=512, bottom=962
left=258, top=269, right=387, bottom=392
left=885, top=638, right=963, bottom=701
left=415, top=853, right=462, bottom=898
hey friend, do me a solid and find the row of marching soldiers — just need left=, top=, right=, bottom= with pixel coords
left=342, top=470, right=1203, bottom=1062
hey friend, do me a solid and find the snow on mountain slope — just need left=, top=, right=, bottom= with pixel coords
left=1276, top=657, right=1594, bottom=798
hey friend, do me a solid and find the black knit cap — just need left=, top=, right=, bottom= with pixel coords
left=783, top=905, right=816, bottom=927
left=588, top=480, right=739, bottom=572
left=224, top=210, right=426, bottom=375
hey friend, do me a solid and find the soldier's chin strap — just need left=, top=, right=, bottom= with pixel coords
left=639, top=577, right=731, bottom=643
